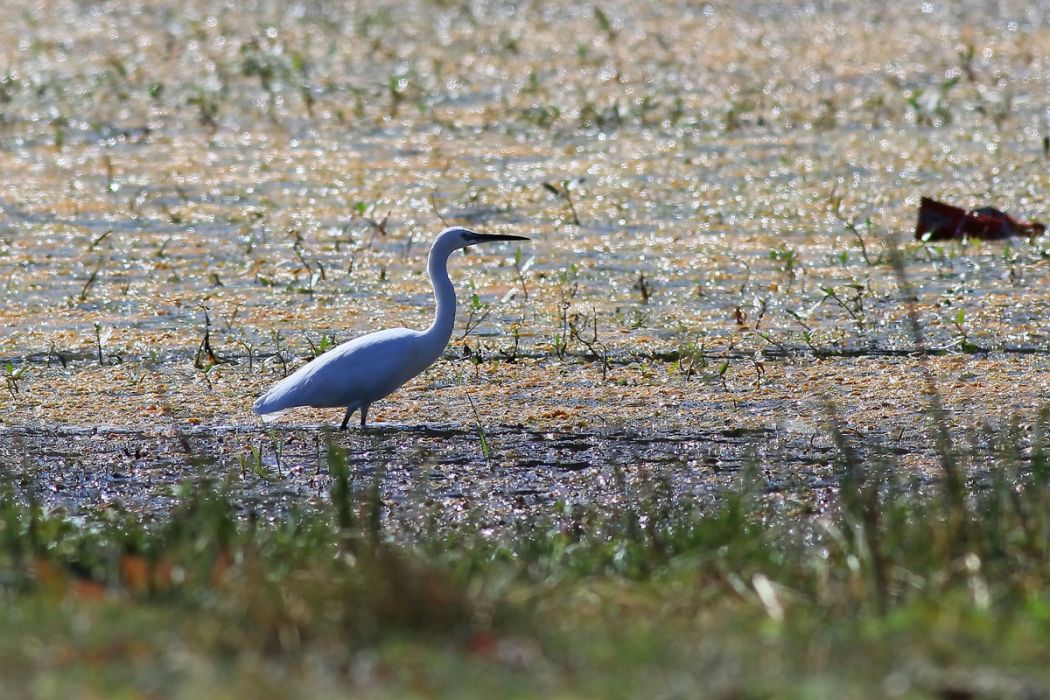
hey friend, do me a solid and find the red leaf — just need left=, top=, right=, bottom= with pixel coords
left=916, top=197, right=1044, bottom=241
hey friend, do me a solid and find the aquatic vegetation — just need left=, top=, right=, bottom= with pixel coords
left=0, top=0, right=1048, bottom=692
left=3, top=411, right=1050, bottom=695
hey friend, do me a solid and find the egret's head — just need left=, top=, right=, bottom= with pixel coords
left=436, top=227, right=530, bottom=252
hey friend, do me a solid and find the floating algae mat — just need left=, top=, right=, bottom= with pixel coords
left=1, top=0, right=1049, bottom=522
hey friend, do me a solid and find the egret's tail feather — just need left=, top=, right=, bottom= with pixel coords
left=257, top=409, right=285, bottom=423
left=253, top=391, right=289, bottom=417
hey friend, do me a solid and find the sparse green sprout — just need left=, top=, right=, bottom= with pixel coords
left=93, top=322, right=113, bottom=366
left=3, top=361, right=26, bottom=396
left=198, top=362, right=215, bottom=390
left=818, top=283, right=865, bottom=329
left=511, top=247, right=531, bottom=301
left=240, top=37, right=290, bottom=122
left=305, top=333, right=337, bottom=359
left=289, top=50, right=315, bottom=117
left=542, top=178, right=584, bottom=226
left=551, top=264, right=580, bottom=358
left=569, top=309, right=611, bottom=379
left=632, top=272, right=652, bottom=304
left=751, top=295, right=768, bottom=330
left=45, top=341, right=66, bottom=369
left=907, top=76, right=959, bottom=127
left=500, top=318, right=524, bottom=361
left=951, top=309, right=981, bottom=353
left=520, top=103, right=561, bottom=128
left=466, top=393, right=492, bottom=459
left=524, top=70, right=541, bottom=94
left=593, top=6, right=615, bottom=39
left=385, top=70, right=426, bottom=117
left=234, top=339, right=256, bottom=371
left=102, top=155, right=117, bottom=192
left=462, top=341, right=484, bottom=380
left=187, top=88, right=220, bottom=130
left=51, top=115, right=65, bottom=151
left=717, top=359, right=730, bottom=391
left=787, top=308, right=822, bottom=353
left=676, top=341, right=705, bottom=379
left=830, top=195, right=880, bottom=266
left=238, top=443, right=266, bottom=479
left=769, top=245, right=800, bottom=278
left=78, top=259, right=103, bottom=303
left=460, top=281, right=493, bottom=339
left=352, top=203, right=390, bottom=244
left=264, top=426, right=283, bottom=477
left=194, top=305, right=227, bottom=370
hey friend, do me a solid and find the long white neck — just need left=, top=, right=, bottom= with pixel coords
left=424, top=242, right=457, bottom=347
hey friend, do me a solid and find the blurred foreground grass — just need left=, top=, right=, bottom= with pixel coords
left=2, top=1, right=1050, bottom=697
left=4, top=416, right=1050, bottom=699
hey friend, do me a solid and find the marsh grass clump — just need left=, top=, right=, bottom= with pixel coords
left=4, top=418, right=1050, bottom=696
left=0, top=463, right=480, bottom=655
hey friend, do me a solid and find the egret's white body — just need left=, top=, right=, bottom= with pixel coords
left=252, top=227, right=528, bottom=429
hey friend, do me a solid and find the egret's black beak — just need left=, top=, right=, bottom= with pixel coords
left=465, top=231, right=531, bottom=244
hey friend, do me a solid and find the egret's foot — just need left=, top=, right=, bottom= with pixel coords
left=340, top=407, right=354, bottom=431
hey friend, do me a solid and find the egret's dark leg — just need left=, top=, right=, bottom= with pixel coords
left=340, top=406, right=356, bottom=431
left=360, top=403, right=370, bottom=429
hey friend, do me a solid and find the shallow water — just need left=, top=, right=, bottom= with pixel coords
left=1, top=0, right=1049, bottom=522
left=2, top=420, right=838, bottom=527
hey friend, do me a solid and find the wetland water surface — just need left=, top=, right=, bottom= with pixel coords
left=1, top=0, right=1049, bottom=524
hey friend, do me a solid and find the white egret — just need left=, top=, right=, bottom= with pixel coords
left=252, top=227, right=529, bottom=429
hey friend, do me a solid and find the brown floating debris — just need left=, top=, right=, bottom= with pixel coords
left=915, top=197, right=1045, bottom=241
